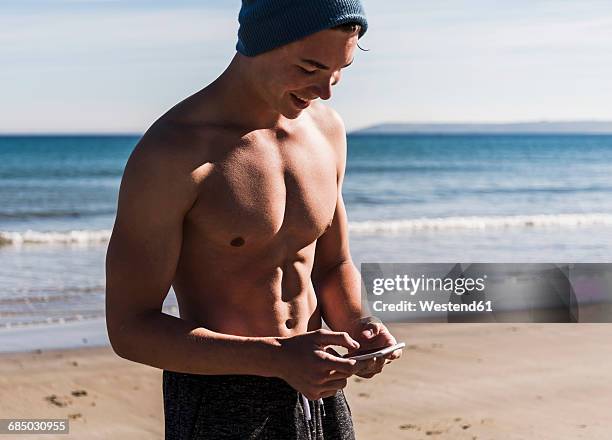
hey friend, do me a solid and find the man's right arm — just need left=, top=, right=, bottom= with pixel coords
left=105, top=132, right=284, bottom=376
left=105, top=131, right=360, bottom=398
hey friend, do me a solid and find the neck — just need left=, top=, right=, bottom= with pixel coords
left=208, top=53, right=288, bottom=130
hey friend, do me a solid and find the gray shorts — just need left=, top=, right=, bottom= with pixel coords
left=163, top=370, right=355, bottom=440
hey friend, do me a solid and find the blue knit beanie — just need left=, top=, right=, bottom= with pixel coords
left=236, top=0, right=368, bottom=57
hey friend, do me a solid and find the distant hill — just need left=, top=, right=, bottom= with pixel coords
left=351, top=121, right=612, bottom=135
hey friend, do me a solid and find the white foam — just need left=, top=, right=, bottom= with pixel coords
left=349, top=213, right=612, bottom=234
left=2, top=213, right=612, bottom=245
left=0, top=317, right=109, bottom=353
left=0, top=229, right=111, bottom=246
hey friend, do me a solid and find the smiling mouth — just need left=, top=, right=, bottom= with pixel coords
left=290, top=93, right=311, bottom=109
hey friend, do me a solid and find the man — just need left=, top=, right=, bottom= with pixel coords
left=105, top=1, right=402, bottom=438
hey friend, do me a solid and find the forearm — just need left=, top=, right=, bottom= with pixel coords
left=315, top=260, right=367, bottom=339
left=107, top=311, right=282, bottom=377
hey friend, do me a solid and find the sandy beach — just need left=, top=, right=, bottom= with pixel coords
left=2, top=323, right=612, bottom=439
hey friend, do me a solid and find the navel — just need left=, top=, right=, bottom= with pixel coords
left=230, top=237, right=245, bottom=247
left=285, top=318, right=295, bottom=329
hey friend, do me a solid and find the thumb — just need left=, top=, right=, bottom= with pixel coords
left=361, top=322, right=382, bottom=339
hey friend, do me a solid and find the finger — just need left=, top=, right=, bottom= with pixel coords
left=356, top=371, right=377, bottom=379
left=386, top=348, right=402, bottom=360
left=354, top=359, right=378, bottom=376
left=370, top=331, right=397, bottom=347
left=357, top=358, right=378, bottom=369
left=353, top=358, right=375, bottom=370
left=355, top=356, right=387, bottom=374
left=320, top=378, right=348, bottom=393
left=323, top=370, right=353, bottom=382
left=324, top=349, right=359, bottom=375
left=316, top=329, right=360, bottom=350
left=357, top=362, right=384, bottom=378
left=319, top=352, right=359, bottom=375
left=361, top=322, right=383, bottom=340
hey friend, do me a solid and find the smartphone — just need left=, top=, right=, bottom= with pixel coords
left=344, top=342, right=405, bottom=361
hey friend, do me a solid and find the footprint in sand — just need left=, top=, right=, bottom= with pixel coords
left=452, top=417, right=472, bottom=430
left=45, top=395, right=72, bottom=407
left=71, top=389, right=87, bottom=397
left=398, top=423, right=420, bottom=431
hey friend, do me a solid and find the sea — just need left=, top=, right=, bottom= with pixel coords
left=1, top=134, right=612, bottom=350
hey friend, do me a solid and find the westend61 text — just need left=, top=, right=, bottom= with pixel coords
left=372, top=300, right=494, bottom=313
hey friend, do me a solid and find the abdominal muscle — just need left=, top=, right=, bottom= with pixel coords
left=172, top=242, right=322, bottom=338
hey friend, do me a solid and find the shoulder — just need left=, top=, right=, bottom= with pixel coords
left=308, top=101, right=347, bottom=144
left=120, top=118, right=219, bottom=219
left=307, top=102, right=348, bottom=165
left=126, top=117, right=215, bottom=187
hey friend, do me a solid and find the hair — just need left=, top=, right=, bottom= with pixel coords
left=332, top=22, right=369, bottom=52
left=332, top=22, right=361, bottom=33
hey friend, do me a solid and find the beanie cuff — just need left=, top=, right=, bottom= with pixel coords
left=236, top=0, right=368, bottom=57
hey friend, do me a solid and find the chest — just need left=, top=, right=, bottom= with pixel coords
left=186, top=136, right=339, bottom=251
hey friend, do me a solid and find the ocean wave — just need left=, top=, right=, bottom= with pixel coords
left=0, top=229, right=111, bottom=246
left=348, top=213, right=612, bottom=234
left=0, top=209, right=116, bottom=220
left=2, top=213, right=612, bottom=245
left=0, top=304, right=178, bottom=330
left=0, top=286, right=105, bottom=305
left=0, top=314, right=107, bottom=330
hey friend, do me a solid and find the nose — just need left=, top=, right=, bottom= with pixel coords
left=316, top=71, right=341, bottom=101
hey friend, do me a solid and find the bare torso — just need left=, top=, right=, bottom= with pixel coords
left=158, top=92, right=341, bottom=339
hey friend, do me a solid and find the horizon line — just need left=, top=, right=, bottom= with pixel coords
left=0, top=132, right=143, bottom=137
left=4, top=119, right=612, bottom=137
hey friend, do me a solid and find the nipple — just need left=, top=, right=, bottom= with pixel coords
left=230, top=237, right=245, bottom=247
left=276, top=129, right=288, bottom=140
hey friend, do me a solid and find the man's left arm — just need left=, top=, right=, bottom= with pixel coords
left=311, top=110, right=402, bottom=377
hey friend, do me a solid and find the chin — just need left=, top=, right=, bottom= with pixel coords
left=283, top=110, right=303, bottom=119
left=279, top=105, right=304, bottom=119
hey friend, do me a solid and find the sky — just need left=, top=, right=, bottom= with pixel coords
left=2, top=0, right=612, bottom=133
